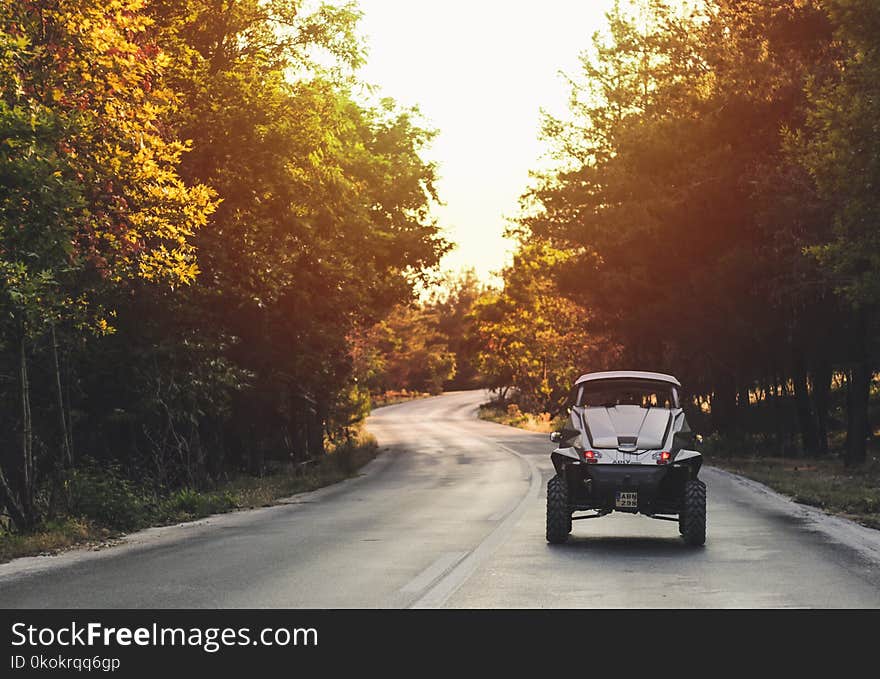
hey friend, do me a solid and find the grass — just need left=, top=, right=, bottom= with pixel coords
left=0, top=433, right=379, bottom=565
left=707, top=455, right=880, bottom=530
left=371, top=389, right=432, bottom=408
left=0, top=518, right=111, bottom=565
left=478, top=401, right=566, bottom=433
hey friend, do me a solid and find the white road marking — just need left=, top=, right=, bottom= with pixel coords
left=400, top=551, right=467, bottom=593
left=410, top=440, right=541, bottom=608
left=487, top=497, right=522, bottom=522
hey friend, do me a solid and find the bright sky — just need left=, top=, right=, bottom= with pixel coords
left=357, top=1, right=615, bottom=283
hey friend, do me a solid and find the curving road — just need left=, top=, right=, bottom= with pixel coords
left=1, top=390, right=880, bottom=608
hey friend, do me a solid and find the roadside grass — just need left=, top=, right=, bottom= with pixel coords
left=478, top=401, right=566, bottom=433
left=707, top=455, right=880, bottom=530
left=0, top=433, right=379, bottom=565
left=0, top=518, right=110, bottom=565
left=371, top=389, right=432, bottom=408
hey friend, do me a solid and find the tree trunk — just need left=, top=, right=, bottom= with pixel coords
left=769, top=373, right=794, bottom=455
left=845, top=311, right=871, bottom=467
left=0, top=465, right=28, bottom=530
left=845, top=362, right=870, bottom=467
left=312, top=402, right=327, bottom=458
left=793, top=356, right=819, bottom=456
left=711, top=374, right=737, bottom=434
left=736, top=384, right=751, bottom=412
left=51, top=325, right=73, bottom=469
left=735, top=382, right=750, bottom=433
left=811, top=360, right=832, bottom=456
left=19, top=335, right=34, bottom=525
left=66, top=356, right=74, bottom=461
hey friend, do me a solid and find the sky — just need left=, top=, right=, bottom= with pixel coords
left=356, top=1, right=615, bottom=283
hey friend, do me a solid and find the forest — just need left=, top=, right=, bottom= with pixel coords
left=0, top=0, right=878, bottom=541
left=468, top=0, right=879, bottom=472
left=0, top=0, right=447, bottom=533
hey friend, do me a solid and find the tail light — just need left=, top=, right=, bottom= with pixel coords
left=653, top=451, right=672, bottom=465
left=583, top=450, right=602, bottom=463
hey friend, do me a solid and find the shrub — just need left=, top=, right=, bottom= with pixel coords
left=69, top=460, right=147, bottom=531
left=157, top=488, right=238, bottom=521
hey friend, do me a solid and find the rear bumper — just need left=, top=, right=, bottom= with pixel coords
left=564, top=463, right=684, bottom=514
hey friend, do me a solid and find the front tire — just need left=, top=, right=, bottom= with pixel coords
left=546, top=474, right=572, bottom=544
left=681, top=479, right=706, bottom=546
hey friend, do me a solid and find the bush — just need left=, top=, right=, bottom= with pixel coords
left=332, top=441, right=358, bottom=476
left=157, top=488, right=238, bottom=521
left=69, top=460, right=147, bottom=531
left=329, top=432, right=378, bottom=476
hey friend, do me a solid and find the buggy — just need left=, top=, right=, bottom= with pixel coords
left=546, top=371, right=706, bottom=546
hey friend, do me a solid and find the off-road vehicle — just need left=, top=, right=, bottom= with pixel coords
left=546, top=371, right=706, bottom=546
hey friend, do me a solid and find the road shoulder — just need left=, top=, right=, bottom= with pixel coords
left=0, top=448, right=396, bottom=583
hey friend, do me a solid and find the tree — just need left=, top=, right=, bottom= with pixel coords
left=507, top=0, right=875, bottom=461
left=93, top=0, right=448, bottom=475
left=472, top=242, right=620, bottom=413
left=791, top=0, right=880, bottom=465
left=0, top=0, right=215, bottom=526
left=0, top=0, right=448, bottom=530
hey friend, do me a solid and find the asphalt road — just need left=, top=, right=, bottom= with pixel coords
left=1, top=390, right=880, bottom=608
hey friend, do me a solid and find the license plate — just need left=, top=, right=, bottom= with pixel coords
left=615, top=491, right=637, bottom=509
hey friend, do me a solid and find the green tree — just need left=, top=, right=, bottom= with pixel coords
left=472, top=242, right=620, bottom=413
left=0, top=0, right=215, bottom=527
left=513, top=0, right=864, bottom=459
left=111, top=0, right=449, bottom=473
left=791, top=0, right=880, bottom=465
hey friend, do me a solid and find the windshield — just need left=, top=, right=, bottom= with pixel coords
left=577, top=379, right=678, bottom=409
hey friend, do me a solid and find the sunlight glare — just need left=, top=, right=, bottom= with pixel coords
left=357, top=1, right=614, bottom=283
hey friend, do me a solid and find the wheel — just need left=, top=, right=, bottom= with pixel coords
left=681, top=478, right=706, bottom=546
left=546, top=474, right=572, bottom=544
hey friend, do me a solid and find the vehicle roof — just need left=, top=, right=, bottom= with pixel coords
left=574, top=371, right=681, bottom=387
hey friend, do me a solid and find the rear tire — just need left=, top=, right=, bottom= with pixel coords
left=681, top=479, right=706, bottom=546
left=546, top=474, right=572, bottom=544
